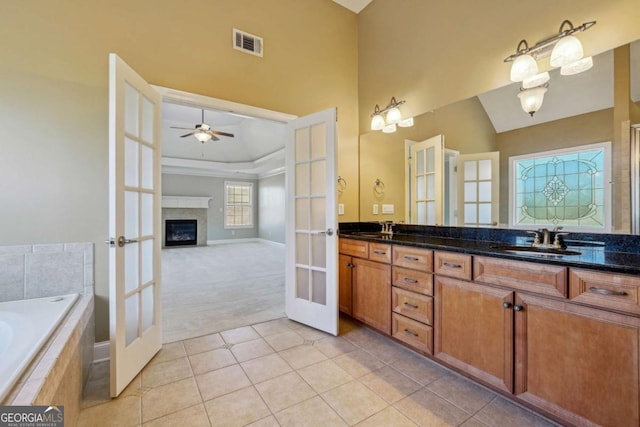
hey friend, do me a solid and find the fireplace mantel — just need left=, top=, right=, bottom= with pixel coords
left=162, top=196, right=211, bottom=209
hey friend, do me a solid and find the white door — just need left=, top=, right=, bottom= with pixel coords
left=409, top=135, right=445, bottom=225
left=285, top=108, right=338, bottom=336
left=108, top=54, right=162, bottom=397
left=457, top=152, right=500, bottom=227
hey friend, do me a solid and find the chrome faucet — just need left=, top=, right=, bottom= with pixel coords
left=380, top=221, right=394, bottom=236
left=528, top=227, right=568, bottom=249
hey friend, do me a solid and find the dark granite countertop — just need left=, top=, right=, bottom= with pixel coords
left=338, top=223, right=640, bottom=276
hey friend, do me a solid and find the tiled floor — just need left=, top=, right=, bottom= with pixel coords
left=79, top=317, right=558, bottom=427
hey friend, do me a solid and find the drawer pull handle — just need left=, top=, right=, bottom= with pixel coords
left=346, top=262, right=355, bottom=268
left=404, top=256, right=419, bottom=261
left=513, top=305, right=524, bottom=312
left=403, top=277, right=418, bottom=284
left=503, top=302, right=512, bottom=309
left=589, top=287, right=627, bottom=296
left=373, top=250, right=387, bottom=255
left=443, top=262, right=462, bottom=269
left=403, top=302, right=419, bottom=309
left=403, top=328, right=419, bottom=337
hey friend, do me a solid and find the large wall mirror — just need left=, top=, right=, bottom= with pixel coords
left=358, top=39, right=640, bottom=234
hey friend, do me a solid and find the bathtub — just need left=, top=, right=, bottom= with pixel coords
left=0, top=294, right=79, bottom=402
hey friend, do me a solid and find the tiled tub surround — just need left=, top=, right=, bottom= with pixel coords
left=0, top=242, right=94, bottom=302
left=0, top=242, right=95, bottom=427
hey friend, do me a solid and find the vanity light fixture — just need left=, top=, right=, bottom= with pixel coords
left=504, top=19, right=596, bottom=116
left=370, top=96, right=414, bottom=133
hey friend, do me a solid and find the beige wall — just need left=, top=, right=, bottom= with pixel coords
left=0, top=0, right=359, bottom=341
left=358, top=0, right=640, bottom=130
left=360, top=96, right=496, bottom=222
left=495, top=108, right=614, bottom=226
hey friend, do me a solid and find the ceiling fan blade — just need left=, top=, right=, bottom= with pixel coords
left=211, top=131, right=235, bottom=138
left=170, top=126, right=194, bottom=130
left=180, top=132, right=197, bottom=138
left=210, top=135, right=220, bottom=141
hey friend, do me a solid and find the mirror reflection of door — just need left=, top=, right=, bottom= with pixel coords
left=457, top=152, right=500, bottom=227
left=408, top=135, right=444, bottom=225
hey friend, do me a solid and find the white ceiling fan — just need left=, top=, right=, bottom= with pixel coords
left=170, top=109, right=235, bottom=143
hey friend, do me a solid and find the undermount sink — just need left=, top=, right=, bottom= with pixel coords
left=345, top=231, right=387, bottom=238
left=491, top=245, right=582, bottom=257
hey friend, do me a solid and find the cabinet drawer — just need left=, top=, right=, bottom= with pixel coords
left=569, top=268, right=640, bottom=315
left=369, top=243, right=392, bottom=263
left=339, top=238, right=369, bottom=258
left=392, top=286, right=433, bottom=325
left=392, top=266, right=433, bottom=295
left=434, top=251, right=472, bottom=280
left=392, top=313, right=433, bottom=354
left=392, top=246, right=433, bottom=271
left=474, top=256, right=567, bottom=298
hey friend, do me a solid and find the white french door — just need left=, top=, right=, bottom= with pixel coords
left=108, top=54, right=162, bottom=397
left=409, top=135, right=445, bottom=225
left=285, top=108, right=338, bottom=336
left=457, top=152, right=500, bottom=227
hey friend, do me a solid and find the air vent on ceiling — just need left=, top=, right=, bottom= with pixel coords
left=233, top=28, right=263, bottom=57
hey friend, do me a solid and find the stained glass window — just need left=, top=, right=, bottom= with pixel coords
left=510, top=142, right=611, bottom=230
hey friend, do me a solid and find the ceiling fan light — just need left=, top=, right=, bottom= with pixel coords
left=550, top=35, right=584, bottom=67
left=382, top=124, right=397, bottom=133
left=522, top=72, right=550, bottom=89
left=560, top=56, right=593, bottom=75
left=517, top=86, right=547, bottom=116
left=398, top=117, right=414, bottom=128
left=386, top=107, right=402, bottom=125
left=371, top=114, right=386, bottom=131
left=195, top=131, right=212, bottom=143
left=510, top=54, right=538, bottom=82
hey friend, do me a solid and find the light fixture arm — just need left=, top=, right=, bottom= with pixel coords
left=504, top=20, right=596, bottom=62
left=370, top=96, right=406, bottom=117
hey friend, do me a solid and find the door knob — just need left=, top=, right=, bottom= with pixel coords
left=317, top=228, right=334, bottom=236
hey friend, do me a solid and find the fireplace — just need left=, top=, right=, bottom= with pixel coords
left=165, top=219, right=197, bottom=247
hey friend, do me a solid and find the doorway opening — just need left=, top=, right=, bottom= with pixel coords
left=156, top=87, right=296, bottom=343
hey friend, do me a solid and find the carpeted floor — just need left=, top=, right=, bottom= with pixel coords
left=161, top=241, right=285, bottom=343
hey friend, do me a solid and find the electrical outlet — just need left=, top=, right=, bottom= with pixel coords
left=373, top=204, right=379, bottom=215
left=338, top=203, right=345, bottom=215
left=382, top=204, right=394, bottom=214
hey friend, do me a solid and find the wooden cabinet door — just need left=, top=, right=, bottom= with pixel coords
left=515, top=293, right=640, bottom=427
left=434, top=276, right=514, bottom=393
left=352, top=258, right=391, bottom=334
left=338, top=254, right=353, bottom=315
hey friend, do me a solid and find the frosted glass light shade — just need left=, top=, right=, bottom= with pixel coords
left=382, top=124, right=397, bottom=133
left=386, top=107, right=402, bottom=124
left=517, top=86, right=547, bottom=116
left=371, top=114, right=385, bottom=131
left=561, top=56, right=593, bottom=75
left=195, top=131, right=212, bottom=143
left=522, top=72, right=550, bottom=89
left=398, top=117, right=414, bottom=128
left=550, top=35, right=584, bottom=67
left=510, top=54, right=538, bottom=82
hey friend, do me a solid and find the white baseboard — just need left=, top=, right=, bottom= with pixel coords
left=258, top=238, right=285, bottom=247
left=93, top=341, right=110, bottom=363
left=207, top=238, right=285, bottom=247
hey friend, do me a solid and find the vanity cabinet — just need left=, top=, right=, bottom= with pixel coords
left=434, top=251, right=640, bottom=427
left=391, top=246, right=434, bottom=354
left=514, top=293, right=640, bottom=427
left=434, top=275, right=514, bottom=392
left=339, top=238, right=391, bottom=334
